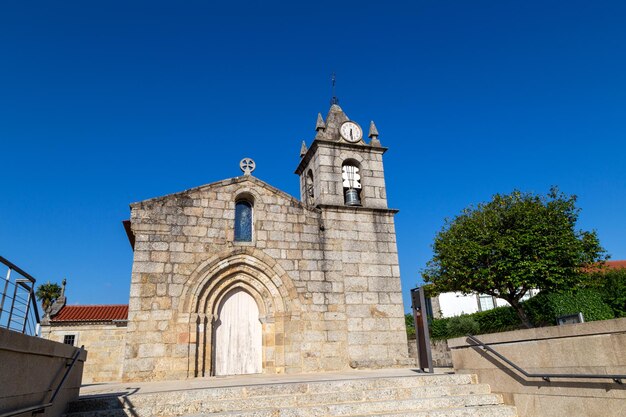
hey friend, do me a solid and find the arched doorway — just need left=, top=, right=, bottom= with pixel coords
left=182, top=249, right=304, bottom=378
left=213, top=288, right=262, bottom=376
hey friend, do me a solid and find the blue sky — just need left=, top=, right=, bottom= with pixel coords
left=1, top=1, right=625, bottom=312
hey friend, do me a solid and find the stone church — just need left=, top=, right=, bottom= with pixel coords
left=44, top=101, right=410, bottom=382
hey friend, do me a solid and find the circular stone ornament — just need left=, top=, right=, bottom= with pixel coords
left=240, top=158, right=256, bottom=175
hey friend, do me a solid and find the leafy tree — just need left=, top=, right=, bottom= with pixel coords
left=36, top=281, right=62, bottom=313
left=423, top=187, right=606, bottom=328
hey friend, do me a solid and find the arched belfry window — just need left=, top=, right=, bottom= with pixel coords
left=234, top=199, right=253, bottom=242
left=342, top=160, right=362, bottom=206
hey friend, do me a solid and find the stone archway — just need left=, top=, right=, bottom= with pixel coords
left=180, top=248, right=302, bottom=378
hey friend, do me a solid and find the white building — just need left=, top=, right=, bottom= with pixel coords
left=432, top=290, right=540, bottom=318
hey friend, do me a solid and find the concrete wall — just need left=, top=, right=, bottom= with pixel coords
left=42, top=323, right=125, bottom=383
left=0, top=327, right=86, bottom=417
left=449, top=318, right=626, bottom=417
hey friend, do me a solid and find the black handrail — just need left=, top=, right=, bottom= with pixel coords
left=466, top=334, right=624, bottom=384
left=0, top=256, right=38, bottom=283
left=0, top=345, right=84, bottom=417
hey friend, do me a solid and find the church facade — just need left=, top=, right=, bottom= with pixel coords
left=119, top=103, right=409, bottom=381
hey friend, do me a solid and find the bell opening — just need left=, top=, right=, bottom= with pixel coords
left=344, top=188, right=361, bottom=206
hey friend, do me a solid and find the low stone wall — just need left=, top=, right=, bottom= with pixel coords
left=407, top=338, right=453, bottom=367
left=0, top=327, right=86, bottom=417
left=449, top=318, right=626, bottom=417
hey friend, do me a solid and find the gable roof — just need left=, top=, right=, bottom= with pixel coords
left=130, top=175, right=304, bottom=209
left=51, top=305, right=128, bottom=322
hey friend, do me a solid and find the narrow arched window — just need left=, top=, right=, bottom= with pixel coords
left=234, top=200, right=253, bottom=242
left=342, top=160, right=362, bottom=206
left=305, top=170, right=314, bottom=204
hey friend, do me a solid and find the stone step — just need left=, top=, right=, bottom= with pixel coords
left=68, top=394, right=505, bottom=417
left=69, top=374, right=478, bottom=413
left=64, top=407, right=517, bottom=417
left=330, top=406, right=518, bottom=417
left=201, top=405, right=518, bottom=417
left=67, top=373, right=516, bottom=417
left=68, top=384, right=494, bottom=416
left=200, top=394, right=505, bottom=417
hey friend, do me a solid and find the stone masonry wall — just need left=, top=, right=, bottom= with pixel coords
left=295, top=131, right=408, bottom=367
left=407, top=338, right=453, bottom=368
left=299, top=141, right=388, bottom=210
left=124, top=177, right=329, bottom=381
left=123, top=174, right=409, bottom=382
left=43, top=323, right=126, bottom=383
left=321, top=207, right=409, bottom=367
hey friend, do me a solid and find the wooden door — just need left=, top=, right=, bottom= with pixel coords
left=214, top=288, right=262, bottom=376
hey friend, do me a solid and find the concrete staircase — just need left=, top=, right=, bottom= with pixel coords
left=66, top=372, right=517, bottom=417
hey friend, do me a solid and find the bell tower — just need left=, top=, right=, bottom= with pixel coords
left=295, top=104, right=388, bottom=210
left=294, top=99, right=409, bottom=368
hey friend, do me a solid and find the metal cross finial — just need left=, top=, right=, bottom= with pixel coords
left=330, top=72, right=339, bottom=105
left=239, top=158, right=256, bottom=175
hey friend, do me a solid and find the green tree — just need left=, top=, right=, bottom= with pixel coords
left=422, top=188, right=606, bottom=328
left=36, top=281, right=62, bottom=312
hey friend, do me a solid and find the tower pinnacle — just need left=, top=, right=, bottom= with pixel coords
left=369, top=121, right=381, bottom=147
left=315, top=113, right=326, bottom=131
left=300, top=141, right=308, bottom=157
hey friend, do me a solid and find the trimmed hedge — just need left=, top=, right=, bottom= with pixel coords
left=429, top=316, right=450, bottom=340
left=471, top=306, right=521, bottom=333
left=427, top=289, right=615, bottom=340
left=525, top=289, right=614, bottom=326
left=445, top=315, right=479, bottom=337
left=585, top=268, right=626, bottom=318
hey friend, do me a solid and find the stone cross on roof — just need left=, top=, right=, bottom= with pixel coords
left=240, top=158, right=256, bottom=175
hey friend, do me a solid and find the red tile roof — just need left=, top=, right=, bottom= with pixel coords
left=606, top=260, right=626, bottom=269
left=585, top=260, right=626, bottom=273
left=51, top=305, right=128, bottom=322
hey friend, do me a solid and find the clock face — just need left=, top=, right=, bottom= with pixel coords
left=340, top=121, right=363, bottom=143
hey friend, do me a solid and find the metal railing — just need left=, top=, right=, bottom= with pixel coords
left=0, top=345, right=85, bottom=417
left=467, top=334, right=625, bottom=384
left=0, top=256, right=41, bottom=336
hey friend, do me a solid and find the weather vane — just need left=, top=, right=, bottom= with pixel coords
left=330, top=72, right=339, bottom=106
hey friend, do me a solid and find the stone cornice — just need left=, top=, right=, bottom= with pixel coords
left=130, top=175, right=305, bottom=210
left=295, top=140, right=388, bottom=175
left=316, top=204, right=399, bottom=215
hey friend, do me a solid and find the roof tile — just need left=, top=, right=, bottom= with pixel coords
left=607, top=260, right=626, bottom=269
left=51, top=305, right=128, bottom=322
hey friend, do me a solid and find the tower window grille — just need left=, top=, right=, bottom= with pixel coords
left=342, top=162, right=362, bottom=206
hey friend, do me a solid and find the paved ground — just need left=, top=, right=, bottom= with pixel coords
left=80, top=368, right=454, bottom=397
